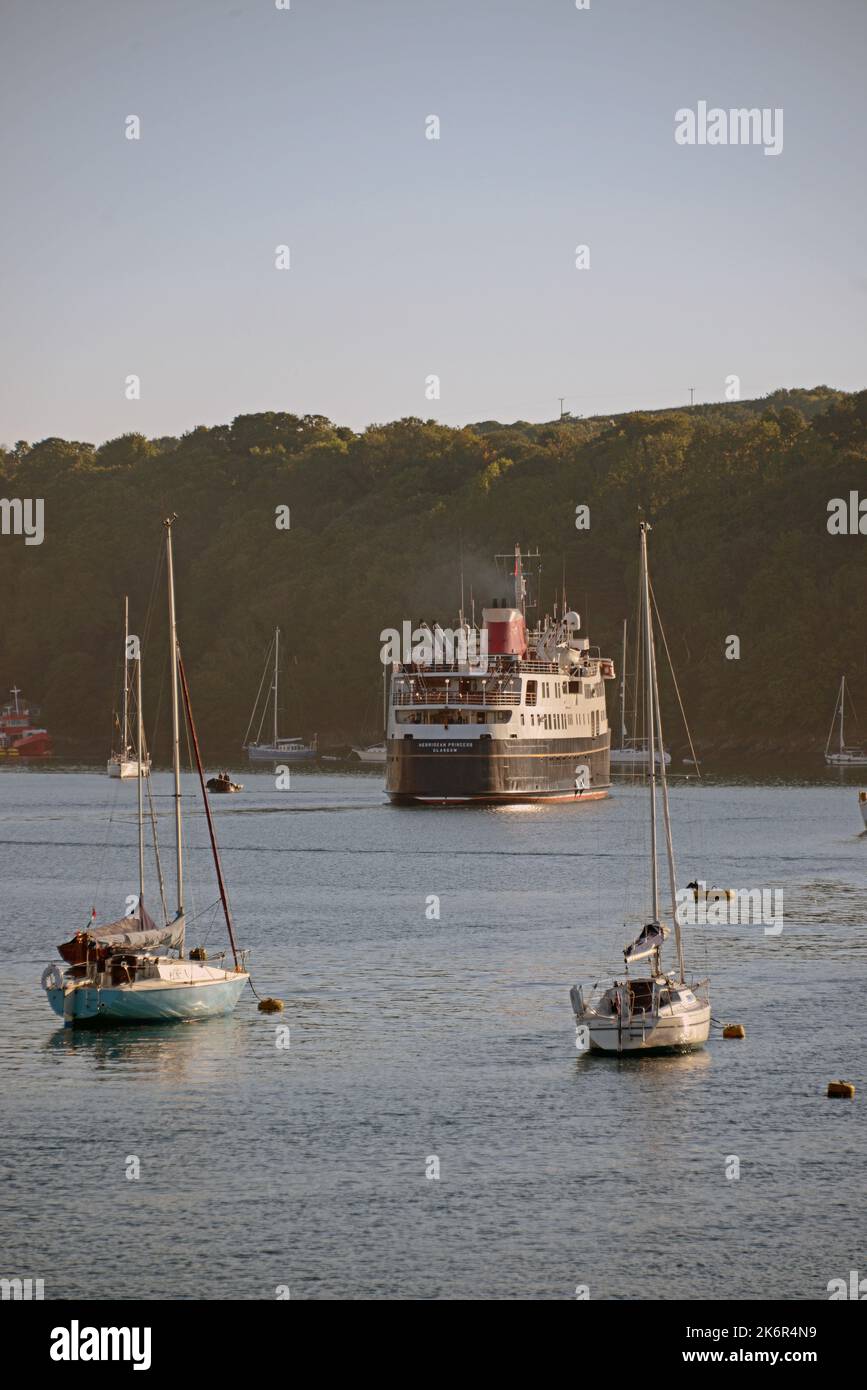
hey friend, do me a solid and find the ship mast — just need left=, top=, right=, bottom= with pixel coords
left=164, top=515, right=184, bottom=940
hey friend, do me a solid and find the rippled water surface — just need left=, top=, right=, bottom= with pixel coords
left=1, top=767, right=865, bottom=1300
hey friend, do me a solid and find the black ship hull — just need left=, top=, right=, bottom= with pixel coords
left=386, top=734, right=611, bottom=804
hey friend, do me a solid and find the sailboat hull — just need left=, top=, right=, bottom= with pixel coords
left=246, top=744, right=316, bottom=763
left=107, top=758, right=151, bottom=779
left=577, top=1005, right=711, bottom=1054
left=46, top=969, right=248, bottom=1027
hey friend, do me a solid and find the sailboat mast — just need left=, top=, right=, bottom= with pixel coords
left=620, top=619, right=627, bottom=749
left=273, top=628, right=279, bottom=747
left=649, top=606, right=686, bottom=981
left=640, top=523, right=660, bottom=921
left=164, top=516, right=184, bottom=927
left=122, top=595, right=129, bottom=754
left=136, top=648, right=145, bottom=908
left=840, top=676, right=845, bottom=753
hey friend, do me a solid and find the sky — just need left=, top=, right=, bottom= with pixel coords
left=1, top=0, right=865, bottom=445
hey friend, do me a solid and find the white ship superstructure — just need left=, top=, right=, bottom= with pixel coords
left=385, top=545, right=614, bottom=804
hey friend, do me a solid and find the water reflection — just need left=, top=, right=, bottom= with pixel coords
left=44, top=1015, right=244, bottom=1081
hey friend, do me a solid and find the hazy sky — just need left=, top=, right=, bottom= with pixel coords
left=1, top=0, right=865, bottom=444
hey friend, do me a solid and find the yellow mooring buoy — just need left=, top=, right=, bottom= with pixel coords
left=827, top=1080, right=855, bottom=1099
left=258, top=997, right=284, bottom=1014
left=722, top=1023, right=746, bottom=1039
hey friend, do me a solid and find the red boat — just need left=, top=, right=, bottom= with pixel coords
left=0, top=686, right=54, bottom=758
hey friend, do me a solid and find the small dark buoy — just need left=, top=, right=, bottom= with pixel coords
left=827, top=1080, right=855, bottom=1099
left=722, top=1023, right=745, bottom=1039
left=258, top=997, right=284, bottom=1013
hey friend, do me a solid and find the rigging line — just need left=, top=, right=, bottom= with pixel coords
left=649, top=579, right=701, bottom=777
left=143, top=749, right=169, bottom=926
left=178, top=674, right=201, bottom=934
left=177, top=649, right=241, bottom=968
left=824, top=684, right=841, bottom=757
left=89, top=775, right=124, bottom=919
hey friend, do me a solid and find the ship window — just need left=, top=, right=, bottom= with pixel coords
left=568, top=680, right=580, bottom=694
left=526, top=680, right=537, bottom=706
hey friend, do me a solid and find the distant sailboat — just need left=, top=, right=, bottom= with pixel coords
left=243, top=627, right=317, bottom=763
left=107, top=596, right=151, bottom=779
left=609, top=618, right=671, bottom=768
left=570, top=523, right=710, bottom=1053
left=859, top=791, right=867, bottom=830
left=824, top=677, right=867, bottom=766
left=43, top=518, right=250, bottom=1026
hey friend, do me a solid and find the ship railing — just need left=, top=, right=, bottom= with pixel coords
left=392, top=690, right=521, bottom=708
left=396, top=657, right=562, bottom=676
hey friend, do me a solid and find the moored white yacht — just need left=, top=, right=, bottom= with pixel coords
left=609, top=619, right=671, bottom=768
left=824, top=676, right=867, bottom=766
left=107, top=596, right=151, bottom=779
left=244, top=627, right=317, bottom=763
left=570, top=523, right=710, bottom=1054
left=351, top=743, right=387, bottom=764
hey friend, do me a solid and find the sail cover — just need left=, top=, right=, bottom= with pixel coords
left=89, top=907, right=185, bottom=954
left=623, top=921, right=669, bottom=964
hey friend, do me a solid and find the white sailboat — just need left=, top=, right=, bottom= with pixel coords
left=570, top=523, right=710, bottom=1054
left=43, top=518, right=250, bottom=1027
left=609, top=618, right=671, bottom=768
left=107, top=595, right=152, bottom=778
left=824, top=676, right=867, bottom=766
left=244, top=627, right=317, bottom=763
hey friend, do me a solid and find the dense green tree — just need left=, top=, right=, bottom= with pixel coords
left=0, top=388, right=864, bottom=758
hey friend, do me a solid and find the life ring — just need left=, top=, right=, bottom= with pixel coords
left=41, top=963, right=64, bottom=992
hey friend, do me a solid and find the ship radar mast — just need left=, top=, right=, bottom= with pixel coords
left=494, top=545, right=541, bottom=619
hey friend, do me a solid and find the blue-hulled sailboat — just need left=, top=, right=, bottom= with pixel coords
left=42, top=516, right=250, bottom=1027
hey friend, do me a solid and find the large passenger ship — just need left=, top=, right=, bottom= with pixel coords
left=385, top=546, right=614, bottom=804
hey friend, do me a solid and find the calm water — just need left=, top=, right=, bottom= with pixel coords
left=1, top=767, right=865, bottom=1300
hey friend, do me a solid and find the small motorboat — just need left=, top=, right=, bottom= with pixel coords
left=207, top=772, right=243, bottom=793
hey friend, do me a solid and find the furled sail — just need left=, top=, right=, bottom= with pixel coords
left=89, top=905, right=184, bottom=953
left=623, top=920, right=669, bottom=964
left=58, top=905, right=185, bottom=962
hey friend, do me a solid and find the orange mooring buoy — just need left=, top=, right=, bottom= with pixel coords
left=827, top=1080, right=855, bottom=1099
